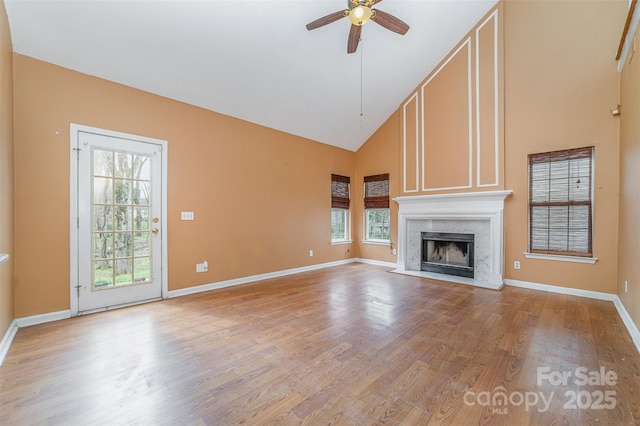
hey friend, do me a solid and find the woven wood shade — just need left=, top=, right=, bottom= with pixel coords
left=331, top=174, right=350, bottom=209
left=364, top=174, right=390, bottom=209
left=528, top=147, right=593, bottom=256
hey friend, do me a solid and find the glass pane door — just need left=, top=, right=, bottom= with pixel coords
left=92, top=149, right=153, bottom=290
left=76, top=130, right=163, bottom=313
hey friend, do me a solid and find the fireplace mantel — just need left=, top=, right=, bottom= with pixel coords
left=393, top=190, right=512, bottom=290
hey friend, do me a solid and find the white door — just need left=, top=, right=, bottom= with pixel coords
left=74, top=130, right=164, bottom=313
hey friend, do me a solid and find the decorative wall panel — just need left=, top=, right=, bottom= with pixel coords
left=421, top=39, right=472, bottom=192
left=402, top=93, right=419, bottom=193
left=476, top=10, right=499, bottom=187
left=400, top=6, right=502, bottom=196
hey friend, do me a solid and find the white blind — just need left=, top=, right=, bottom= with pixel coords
left=529, top=147, right=593, bottom=256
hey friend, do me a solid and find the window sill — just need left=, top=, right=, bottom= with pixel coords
left=362, top=240, right=391, bottom=246
left=524, top=252, right=598, bottom=264
left=331, top=239, right=352, bottom=246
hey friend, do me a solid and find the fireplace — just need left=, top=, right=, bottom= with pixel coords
left=421, top=232, right=474, bottom=278
left=392, top=190, right=512, bottom=290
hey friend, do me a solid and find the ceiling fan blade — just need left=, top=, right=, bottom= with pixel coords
left=371, top=9, right=409, bottom=35
left=306, top=10, right=347, bottom=30
left=347, top=24, right=362, bottom=53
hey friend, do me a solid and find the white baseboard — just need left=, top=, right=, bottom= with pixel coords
left=612, top=296, right=640, bottom=355
left=505, top=279, right=640, bottom=354
left=167, top=259, right=357, bottom=298
left=15, top=310, right=71, bottom=328
left=355, top=258, right=397, bottom=268
left=0, top=320, right=18, bottom=366
left=504, top=279, right=617, bottom=301
left=1, top=310, right=72, bottom=365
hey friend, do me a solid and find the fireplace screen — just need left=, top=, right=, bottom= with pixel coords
left=421, top=232, right=474, bottom=278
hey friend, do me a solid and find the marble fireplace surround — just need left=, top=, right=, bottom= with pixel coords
left=393, top=190, right=512, bottom=290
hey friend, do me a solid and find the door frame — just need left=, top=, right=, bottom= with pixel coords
left=69, top=123, right=168, bottom=316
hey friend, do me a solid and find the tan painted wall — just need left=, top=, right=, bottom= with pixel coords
left=0, top=0, right=14, bottom=337
left=12, top=55, right=355, bottom=318
left=371, top=1, right=626, bottom=294
left=618, top=22, right=640, bottom=328
left=6, top=0, right=632, bottom=321
left=502, top=0, right=626, bottom=293
left=352, top=111, right=401, bottom=263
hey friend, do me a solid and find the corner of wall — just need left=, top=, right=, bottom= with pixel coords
left=617, top=8, right=640, bottom=331
left=0, top=0, right=16, bottom=342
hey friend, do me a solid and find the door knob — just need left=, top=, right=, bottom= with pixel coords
left=152, top=228, right=159, bottom=235
left=153, top=217, right=159, bottom=223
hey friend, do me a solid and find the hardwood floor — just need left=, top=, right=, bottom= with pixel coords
left=1, top=263, right=639, bottom=425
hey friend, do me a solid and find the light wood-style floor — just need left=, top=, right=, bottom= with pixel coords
left=1, top=264, right=639, bottom=425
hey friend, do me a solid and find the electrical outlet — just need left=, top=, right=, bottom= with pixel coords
left=514, top=261, right=521, bottom=270
left=625, top=280, right=628, bottom=293
left=196, top=261, right=208, bottom=273
left=309, top=250, right=314, bottom=257
left=392, top=248, right=397, bottom=255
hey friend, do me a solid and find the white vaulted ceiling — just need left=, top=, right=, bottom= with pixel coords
left=5, top=0, right=497, bottom=151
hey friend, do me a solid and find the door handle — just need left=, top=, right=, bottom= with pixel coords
left=152, top=228, right=159, bottom=235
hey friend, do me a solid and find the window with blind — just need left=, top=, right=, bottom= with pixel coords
left=364, top=174, right=390, bottom=242
left=528, top=147, right=593, bottom=257
left=331, top=174, right=350, bottom=242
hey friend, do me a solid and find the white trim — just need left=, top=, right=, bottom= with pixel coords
left=330, top=239, right=353, bottom=245
left=421, top=38, right=473, bottom=192
left=75, top=298, right=162, bottom=316
left=70, top=126, right=79, bottom=316
left=160, top=138, right=169, bottom=300
left=69, top=124, right=168, bottom=316
left=15, top=310, right=71, bottom=328
left=402, top=92, right=419, bottom=193
left=476, top=9, right=500, bottom=188
left=505, top=279, right=640, bottom=355
left=0, top=254, right=8, bottom=265
left=613, top=296, right=640, bottom=354
left=0, top=320, right=18, bottom=366
left=355, top=258, right=397, bottom=268
left=505, top=279, right=616, bottom=301
left=361, top=240, right=391, bottom=246
left=524, top=252, right=598, bottom=264
left=167, top=259, right=357, bottom=298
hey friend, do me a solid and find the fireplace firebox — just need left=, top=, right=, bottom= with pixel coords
left=421, top=232, right=474, bottom=278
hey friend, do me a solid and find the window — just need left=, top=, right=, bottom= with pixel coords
left=331, top=174, right=350, bottom=242
left=528, top=147, right=593, bottom=257
left=364, top=174, right=390, bottom=242
left=331, top=208, right=348, bottom=241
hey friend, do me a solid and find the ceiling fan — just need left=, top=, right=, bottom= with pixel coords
left=306, top=0, right=410, bottom=54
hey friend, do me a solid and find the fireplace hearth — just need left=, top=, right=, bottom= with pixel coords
left=421, top=232, right=474, bottom=278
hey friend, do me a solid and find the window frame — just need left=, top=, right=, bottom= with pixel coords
left=527, top=147, right=595, bottom=260
left=363, top=174, right=390, bottom=244
left=364, top=208, right=390, bottom=243
left=331, top=174, right=351, bottom=244
left=331, top=208, right=350, bottom=244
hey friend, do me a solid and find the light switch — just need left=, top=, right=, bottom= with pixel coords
left=181, top=211, right=195, bottom=220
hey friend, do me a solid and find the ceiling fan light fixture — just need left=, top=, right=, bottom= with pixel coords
left=348, top=4, right=373, bottom=26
